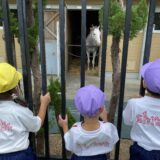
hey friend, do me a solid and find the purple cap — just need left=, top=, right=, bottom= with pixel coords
left=140, top=59, right=160, bottom=94
left=74, top=85, right=106, bottom=117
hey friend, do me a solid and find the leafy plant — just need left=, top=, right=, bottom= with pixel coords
left=48, top=77, right=76, bottom=130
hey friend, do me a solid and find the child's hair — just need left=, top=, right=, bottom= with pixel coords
left=146, top=88, right=160, bottom=97
left=0, top=88, right=16, bottom=100
left=140, top=59, right=160, bottom=95
left=74, top=85, right=106, bottom=117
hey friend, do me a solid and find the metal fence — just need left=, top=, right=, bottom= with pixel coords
left=1, top=0, right=156, bottom=160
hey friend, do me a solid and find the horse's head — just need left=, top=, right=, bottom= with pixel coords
left=89, top=26, right=101, bottom=46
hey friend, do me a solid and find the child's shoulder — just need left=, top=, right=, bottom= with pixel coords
left=69, top=122, right=81, bottom=133
left=0, top=100, right=27, bottom=114
left=0, top=100, right=22, bottom=108
left=100, top=122, right=119, bottom=141
left=100, top=121, right=117, bottom=131
left=71, top=122, right=81, bottom=128
left=127, top=96, right=145, bottom=104
left=7, top=101, right=31, bottom=114
left=11, top=101, right=27, bottom=110
left=72, top=122, right=79, bottom=128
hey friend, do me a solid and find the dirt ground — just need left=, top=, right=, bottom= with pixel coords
left=48, top=134, right=133, bottom=160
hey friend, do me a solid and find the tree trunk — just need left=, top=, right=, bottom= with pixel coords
left=98, top=31, right=103, bottom=76
left=109, top=36, right=121, bottom=123
left=30, top=47, right=41, bottom=111
left=26, top=0, right=41, bottom=110
left=26, top=0, right=43, bottom=155
left=26, top=0, right=34, bottom=27
left=12, top=36, right=17, bottom=68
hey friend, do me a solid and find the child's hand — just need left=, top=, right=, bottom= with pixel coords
left=100, top=107, right=108, bottom=122
left=58, top=114, right=68, bottom=133
left=58, top=114, right=68, bottom=127
left=38, top=93, right=51, bottom=126
left=40, top=92, right=51, bottom=106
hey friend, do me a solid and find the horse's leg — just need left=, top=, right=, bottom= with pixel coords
left=92, top=51, right=96, bottom=70
left=86, top=51, right=90, bottom=70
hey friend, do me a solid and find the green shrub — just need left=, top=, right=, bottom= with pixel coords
left=48, top=77, right=76, bottom=130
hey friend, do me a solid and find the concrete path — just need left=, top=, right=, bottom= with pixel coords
left=66, top=73, right=140, bottom=100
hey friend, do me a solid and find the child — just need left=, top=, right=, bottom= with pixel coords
left=123, top=59, right=160, bottom=160
left=0, top=62, right=51, bottom=160
left=58, top=85, right=119, bottom=160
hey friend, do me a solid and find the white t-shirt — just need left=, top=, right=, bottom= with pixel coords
left=64, top=121, right=119, bottom=156
left=0, top=100, right=41, bottom=153
left=123, top=96, right=160, bottom=151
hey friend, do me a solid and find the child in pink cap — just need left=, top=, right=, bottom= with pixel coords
left=58, top=85, right=119, bottom=160
left=123, top=59, right=160, bottom=160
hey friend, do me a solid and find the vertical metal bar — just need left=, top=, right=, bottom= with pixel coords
left=38, top=0, right=49, bottom=158
left=142, top=0, right=156, bottom=64
left=100, top=0, right=109, bottom=92
left=139, top=0, right=156, bottom=96
left=80, top=0, right=86, bottom=87
left=59, top=0, right=66, bottom=118
left=115, top=1, right=132, bottom=160
left=17, top=0, right=34, bottom=148
left=16, top=0, right=33, bottom=109
left=2, top=0, right=14, bottom=65
left=59, top=0, right=66, bottom=159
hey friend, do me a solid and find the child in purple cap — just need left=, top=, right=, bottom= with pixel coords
left=123, top=59, right=160, bottom=160
left=58, top=85, right=119, bottom=160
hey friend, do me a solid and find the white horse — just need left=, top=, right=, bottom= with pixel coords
left=86, top=26, right=101, bottom=70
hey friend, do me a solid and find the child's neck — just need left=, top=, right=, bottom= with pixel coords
left=82, top=117, right=100, bottom=131
left=146, top=92, right=160, bottom=99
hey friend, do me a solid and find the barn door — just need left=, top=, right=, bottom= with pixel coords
left=43, top=8, right=68, bottom=75
left=44, top=10, right=60, bottom=75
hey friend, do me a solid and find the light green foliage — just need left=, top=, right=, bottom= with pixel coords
left=27, top=0, right=38, bottom=54
left=27, top=0, right=47, bottom=54
left=48, top=78, right=76, bottom=129
left=99, top=0, right=148, bottom=39
left=0, top=2, right=18, bottom=35
left=27, top=23, right=38, bottom=54
left=130, top=0, right=148, bottom=39
left=9, top=12, right=19, bottom=36
left=99, top=0, right=125, bottom=38
left=0, top=0, right=47, bottom=54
